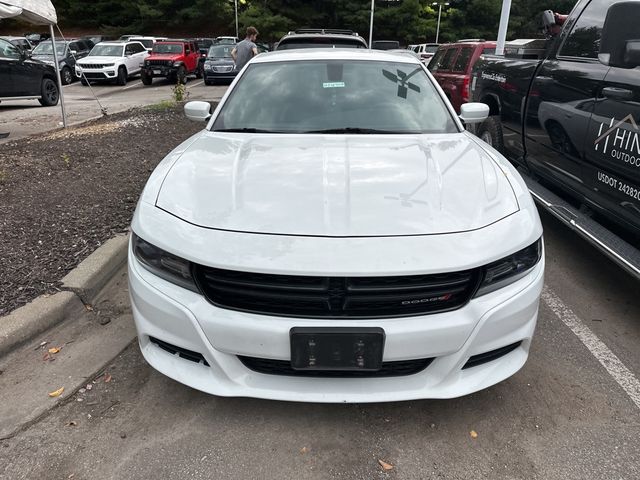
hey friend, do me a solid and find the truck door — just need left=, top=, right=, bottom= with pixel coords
left=0, top=39, right=18, bottom=96
left=524, top=0, right=615, bottom=189
left=584, top=66, right=640, bottom=232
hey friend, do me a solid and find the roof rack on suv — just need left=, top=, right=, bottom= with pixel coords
left=457, top=38, right=486, bottom=42
left=290, top=29, right=358, bottom=36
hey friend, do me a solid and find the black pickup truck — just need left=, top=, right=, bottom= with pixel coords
left=472, top=0, right=640, bottom=278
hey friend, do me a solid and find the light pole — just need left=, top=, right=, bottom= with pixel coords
left=369, top=0, right=375, bottom=49
left=432, top=2, right=449, bottom=44
left=234, top=0, right=239, bottom=39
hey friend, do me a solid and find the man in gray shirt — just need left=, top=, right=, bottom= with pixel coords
left=232, top=26, right=259, bottom=71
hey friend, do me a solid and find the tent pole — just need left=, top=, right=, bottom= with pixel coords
left=49, top=24, right=68, bottom=128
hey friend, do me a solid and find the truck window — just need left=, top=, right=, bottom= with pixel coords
left=439, top=48, right=458, bottom=71
left=428, top=48, right=447, bottom=72
left=559, top=0, right=616, bottom=59
left=452, top=47, right=474, bottom=72
left=482, top=47, right=496, bottom=55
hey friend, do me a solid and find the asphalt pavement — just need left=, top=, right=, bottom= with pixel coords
left=0, top=210, right=638, bottom=480
left=0, top=75, right=227, bottom=144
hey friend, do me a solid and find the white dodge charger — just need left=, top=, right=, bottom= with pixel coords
left=128, top=49, right=544, bottom=402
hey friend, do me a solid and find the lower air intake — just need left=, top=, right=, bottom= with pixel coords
left=462, top=341, right=522, bottom=369
left=149, top=336, right=210, bottom=367
left=238, top=356, right=433, bottom=377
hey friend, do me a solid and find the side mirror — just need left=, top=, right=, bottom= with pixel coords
left=19, top=49, right=29, bottom=60
left=184, top=101, right=212, bottom=122
left=599, top=1, right=640, bottom=69
left=459, top=103, right=489, bottom=124
left=70, top=49, right=77, bottom=55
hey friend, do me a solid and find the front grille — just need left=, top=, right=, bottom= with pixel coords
left=149, top=336, right=210, bottom=366
left=213, top=66, right=233, bottom=72
left=462, top=341, right=522, bottom=369
left=193, top=266, right=480, bottom=319
left=81, top=72, right=109, bottom=79
left=79, top=63, right=110, bottom=69
left=239, top=356, right=433, bottom=377
left=148, top=59, right=172, bottom=66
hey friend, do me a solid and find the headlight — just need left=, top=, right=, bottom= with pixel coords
left=474, top=238, right=542, bottom=297
left=173, top=61, right=181, bottom=67
left=103, top=63, right=114, bottom=67
left=144, top=60, right=150, bottom=66
left=132, top=233, right=198, bottom=292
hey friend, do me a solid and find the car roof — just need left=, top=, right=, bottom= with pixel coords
left=253, top=48, right=420, bottom=65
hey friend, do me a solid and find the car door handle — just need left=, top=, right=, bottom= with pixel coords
left=602, top=87, right=633, bottom=100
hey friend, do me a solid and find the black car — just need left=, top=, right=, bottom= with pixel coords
left=0, top=38, right=59, bottom=106
left=31, top=39, right=93, bottom=85
left=203, top=44, right=238, bottom=85
left=472, top=0, right=640, bottom=277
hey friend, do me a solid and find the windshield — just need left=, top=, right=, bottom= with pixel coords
left=207, top=45, right=234, bottom=58
left=89, top=44, right=124, bottom=57
left=32, top=42, right=67, bottom=56
left=154, top=43, right=183, bottom=54
left=425, top=45, right=439, bottom=53
left=277, top=38, right=366, bottom=50
left=132, top=39, right=154, bottom=48
left=212, top=60, right=457, bottom=134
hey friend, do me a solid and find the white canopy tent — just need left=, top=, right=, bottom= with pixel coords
left=0, top=0, right=68, bottom=126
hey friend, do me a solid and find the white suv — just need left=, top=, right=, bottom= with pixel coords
left=76, top=41, right=148, bottom=85
left=129, top=49, right=544, bottom=403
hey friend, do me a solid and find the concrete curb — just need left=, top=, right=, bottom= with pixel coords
left=61, top=233, right=130, bottom=305
left=0, top=233, right=130, bottom=357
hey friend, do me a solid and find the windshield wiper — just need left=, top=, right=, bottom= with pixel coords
left=303, top=127, right=409, bottom=134
left=213, top=128, right=286, bottom=133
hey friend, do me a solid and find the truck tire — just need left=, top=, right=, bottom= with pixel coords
left=116, top=66, right=127, bottom=86
left=61, top=66, right=73, bottom=85
left=38, top=78, right=59, bottom=106
left=177, top=66, right=187, bottom=84
left=141, top=72, right=152, bottom=85
left=477, top=116, right=504, bottom=153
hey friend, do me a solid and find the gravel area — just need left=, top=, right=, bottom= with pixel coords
left=0, top=105, right=203, bottom=316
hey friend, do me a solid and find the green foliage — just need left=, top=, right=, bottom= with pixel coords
left=20, top=1, right=580, bottom=44
left=172, top=81, right=188, bottom=102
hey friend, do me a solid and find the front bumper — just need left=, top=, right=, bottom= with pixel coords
left=128, top=242, right=544, bottom=403
left=75, top=66, right=117, bottom=80
left=142, top=65, right=178, bottom=78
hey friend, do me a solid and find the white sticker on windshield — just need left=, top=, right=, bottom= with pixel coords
left=322, top=82, right=345, bottom=89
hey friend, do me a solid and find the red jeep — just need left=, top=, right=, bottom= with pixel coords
left=427, top=39, right=496, bottom=113
left=141, top=40, right=201, bottom=85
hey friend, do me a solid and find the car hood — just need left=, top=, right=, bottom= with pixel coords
left=78, top=56, right=121, bottom=64
left=206, top=57, right=233, bottom=63
left=155, top=132, right=519, bottom=236
left=32, top=54, right=62, bottom=63
left=148, top=54, right=181, bottom=60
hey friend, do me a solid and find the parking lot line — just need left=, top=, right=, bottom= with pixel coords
left=122, top=81, right=143, bottom=91
left=542, top=286, right=640, bottom=410
left=187, top=80, right=204, bottom=89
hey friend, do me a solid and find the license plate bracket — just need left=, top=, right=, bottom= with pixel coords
left=290, top=327, right=385, bottom=371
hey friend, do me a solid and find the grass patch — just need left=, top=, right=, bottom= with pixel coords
left=147, top=100, right=176, bottom=111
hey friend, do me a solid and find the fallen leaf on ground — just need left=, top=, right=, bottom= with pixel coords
left=48, top=387, right=64, bottom=398
left=48, top=347, right=61, bottom=354
left=35, top=341, right=48, bottom=350
left=378, top=459, right=394, bottom=471
left=42, top=352, right=50, bottom=361
left=104, top=373, right=112, bottom=383
left=300, top=447, right=310, bottom=454
left=66, top=421, right=77, bottom=427
left=85, top=384, right=93, bottom=391
left=85, top=304, right=94, bottom=311
left=470, top=430, right=478, bottom=439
